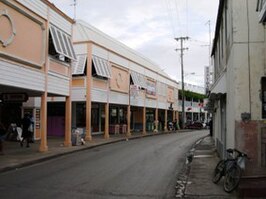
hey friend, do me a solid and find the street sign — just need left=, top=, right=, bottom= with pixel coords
left=0, top=93, right=28, bottom=103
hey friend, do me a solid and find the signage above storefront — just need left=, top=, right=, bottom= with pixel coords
left=0, top=93, right=28, bottom=103
left=146, top=79, right=156, bottom=96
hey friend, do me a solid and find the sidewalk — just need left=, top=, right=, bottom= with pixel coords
left=183, top=136, right=237, bottom=199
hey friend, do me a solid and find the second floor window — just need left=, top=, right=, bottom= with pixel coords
left=49, top=25, right=76, bottom=62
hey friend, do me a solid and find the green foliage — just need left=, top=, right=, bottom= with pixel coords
left=179, top=90, right=207, bottom=101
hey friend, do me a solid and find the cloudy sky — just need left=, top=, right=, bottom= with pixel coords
left=50, top=0, right=219, bottom=86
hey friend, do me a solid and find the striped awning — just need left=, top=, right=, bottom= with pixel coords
left=92, top=55, right=112, bottom=78
left=49, top=25, right=76, bottom=60
left=130, top=71, right=147, bottom=89
left=72, top=54, right=87, bottom=75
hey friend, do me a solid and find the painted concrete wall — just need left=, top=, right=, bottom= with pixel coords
left=212, top=0, right=266, bottom=175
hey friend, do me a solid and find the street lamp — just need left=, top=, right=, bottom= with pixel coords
left=185, top=72, right=195, bottom=76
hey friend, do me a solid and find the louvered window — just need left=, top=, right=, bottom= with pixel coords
left=49, top=25, right=76, bottom=60
left=130, top=71, right=147, bottom=89
left=72, top=54, right=87, bottom=75
left=92, top=56, right=111, bottom=78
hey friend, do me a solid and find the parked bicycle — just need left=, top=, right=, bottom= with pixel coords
left=212, top=148, right=249, bottom=193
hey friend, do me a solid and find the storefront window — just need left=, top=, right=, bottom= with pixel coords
left=92, top=109, right=99, bottom=132
left=110, top=108, right=117, bottom=124
left=76, top=103, right=85, bottom=127
left=110, top=106, right=127, bottom=124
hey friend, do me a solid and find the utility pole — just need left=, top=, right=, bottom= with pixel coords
left=70, top=0, right=77, bottom=20
left=175, top=36, right=189, bottom=129
left=205, top=20, right=212, bottom=94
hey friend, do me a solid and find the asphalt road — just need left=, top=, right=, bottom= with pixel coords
left=0, top=130, right=208, bottom=199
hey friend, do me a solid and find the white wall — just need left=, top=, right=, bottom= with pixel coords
left=0, top=60, right=45, bottom=92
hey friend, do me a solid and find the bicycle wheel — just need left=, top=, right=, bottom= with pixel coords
left=223, top=164, right=242, bottom=193
left=212, top=160, right=225, bottom=183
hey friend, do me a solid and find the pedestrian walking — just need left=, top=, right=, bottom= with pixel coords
left=28, top=114, right=34, bottom=143
left=20, top=113, right=32, bottom=148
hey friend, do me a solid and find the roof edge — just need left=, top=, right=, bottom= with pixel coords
left=42, top=0, right=74, bottom=24
left=211, top=0, right=225, bottom=56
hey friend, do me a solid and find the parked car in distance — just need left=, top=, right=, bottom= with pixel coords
left=185, top=121, right=203, bottom=129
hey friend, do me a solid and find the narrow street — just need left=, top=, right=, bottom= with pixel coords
left=0, top=131, right=207, bottom=199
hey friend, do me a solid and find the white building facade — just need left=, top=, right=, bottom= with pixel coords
left=71, top=20, right=179, bottom=139
left=210, top=0, right=266, bottom=176
left=178, top=82, right=208, bottom=123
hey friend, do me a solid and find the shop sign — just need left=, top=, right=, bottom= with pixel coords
left=1, top=93, right=28, bottom=102
left=146, top=80, right=156, bottom=96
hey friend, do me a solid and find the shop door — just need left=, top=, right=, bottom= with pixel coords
left=47, top=103, right=65, bottom=137
left=47, top=116, right=65, bottom=136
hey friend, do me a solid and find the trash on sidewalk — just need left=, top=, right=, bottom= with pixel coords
left=71, top=128, right=86, bottom=146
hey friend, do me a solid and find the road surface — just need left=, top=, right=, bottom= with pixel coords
left=0, top=130, right=208, bottom=199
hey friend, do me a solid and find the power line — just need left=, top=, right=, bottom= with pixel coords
left=164, top=0, right=177, bottom=37
left=186, top=0, right=189, bottom=36
left=189, top=39, right=209, bottom=44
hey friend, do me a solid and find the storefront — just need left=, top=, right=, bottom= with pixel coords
left=109, top=105, right=128, bottom=134
left=0, top=0, right=76, bottom=151
left=71, top=20, right=179, bottom=140
left=146, top=108, right=155, bottom=132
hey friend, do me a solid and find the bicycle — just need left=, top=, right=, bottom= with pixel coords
left=212, top=148, right=249, bottom=193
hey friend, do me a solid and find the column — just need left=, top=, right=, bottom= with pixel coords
left=126, top=105, right=131, bottom=137
left=155, top=108, right=158, bottom=132
left=142, top=107, right=146, bottom=135
left=164, top=109, right=167, bottom=132
left=85, top=43, right=92, bottom=141
left=39, top=18, right=49, bottom=152
left=104, top=103, right=109, bottom=139
left=64, top=96, right=72, bottom=147
left=39, top=92, right=48, bottom=152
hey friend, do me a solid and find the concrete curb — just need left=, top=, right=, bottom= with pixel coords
left=175, top=135, right=209, bottom=198
left=175, top=135, right=212, bottom=198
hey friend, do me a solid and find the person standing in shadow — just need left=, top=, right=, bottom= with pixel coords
left=21, top=113, right=32, bottom=148
left=0, top=123, right=6, bottom=155
left=209, top=119, right=213, bottom=137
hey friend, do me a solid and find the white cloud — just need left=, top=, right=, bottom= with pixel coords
left=50, top=0, right=219, bottom=86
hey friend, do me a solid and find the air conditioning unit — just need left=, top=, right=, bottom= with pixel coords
left=59, top=54, right=65, bottom=62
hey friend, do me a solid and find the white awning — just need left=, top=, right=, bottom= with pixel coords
left=92, top=56, right=111, bottom=78
left=72, top=54, right=87, bottom=75
left=210, top=72, right=226, bottom=94
left=130, top=71, right=147, bottom=89
left=49, top=25, right=76, bottom=60
left=130, top=71, right=139, bottom=86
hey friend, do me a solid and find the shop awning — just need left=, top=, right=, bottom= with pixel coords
left=49, top=25, right=76, bottom=60
left=130, top=71, right=147, bottom=89
left=72, top=54, right=87, bottom=75
left=210, top=72, right=226, bottom=94
left=92, top=55, right=112, bottom=78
